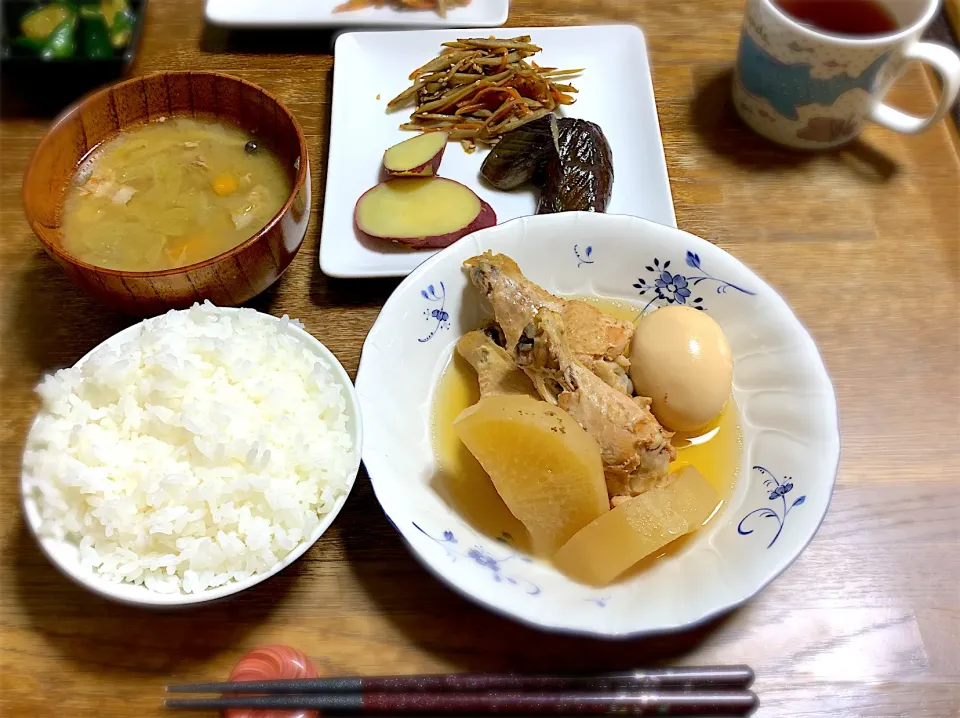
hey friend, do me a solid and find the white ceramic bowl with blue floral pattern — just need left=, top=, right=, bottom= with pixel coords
left=356, top=212, right=839, bottom=638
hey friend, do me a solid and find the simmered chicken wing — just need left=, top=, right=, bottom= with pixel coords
left=456, top=329, right=538, bottom=399
left=516, top=309, right=676, bottom=504
left=463, top=252, right=634, bottom=394
left=464, top=253, right=557, bottom=352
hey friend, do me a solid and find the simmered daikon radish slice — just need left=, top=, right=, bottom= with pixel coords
left=553, top=466, right=719, bottom=586
left=454, top=395, right=608, bottom=554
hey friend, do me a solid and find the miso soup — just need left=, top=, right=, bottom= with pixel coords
left=61, top=117, right=292, bottom=272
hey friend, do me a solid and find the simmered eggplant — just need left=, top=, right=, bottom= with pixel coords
left=479, top=115, right=559, bottom=190
left=537, top=118, right=613, bottom=214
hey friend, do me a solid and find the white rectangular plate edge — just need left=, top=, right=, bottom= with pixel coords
left=205, top=0, right=509, bottom=28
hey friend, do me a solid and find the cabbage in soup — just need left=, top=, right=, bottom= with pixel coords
left=61, top=117, right=292, bottom=272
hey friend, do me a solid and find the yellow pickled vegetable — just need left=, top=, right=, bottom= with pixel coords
left=453, top=395, right=608, bottom=554
left=554, top=466, right=720, bottom=586
left=21, top=4, right=73, bottom=41
left=100, top=0, right=128, bottom=26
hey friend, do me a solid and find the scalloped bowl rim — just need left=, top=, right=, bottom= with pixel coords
left=357, top=212, right=840, bottom=638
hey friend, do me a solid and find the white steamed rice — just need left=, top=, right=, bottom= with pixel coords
left=22, top=302, right=354, bottom=594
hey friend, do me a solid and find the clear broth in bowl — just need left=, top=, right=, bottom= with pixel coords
left=61, top=117, right=291, bottom=272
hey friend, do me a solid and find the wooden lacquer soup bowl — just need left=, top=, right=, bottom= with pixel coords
left=22, top=71, right=311, bottom=316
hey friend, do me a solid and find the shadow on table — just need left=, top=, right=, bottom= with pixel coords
left=9, top=519, right=303, bottom=674
left=200, top=24, right=339, bottom=56
left=1, top=250, right=131, bottom=387
left=341, top=475, right=734, bottom=671
left=311, top=272, right=402, bottom=313
left=689, top=68, right=899, bottom=183
left=0, top=73, right=91, bottom=119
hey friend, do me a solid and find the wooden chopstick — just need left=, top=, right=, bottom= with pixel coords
left=166, top=665, right=755, bottom=694
left=164, top=690, right=760, bottom=715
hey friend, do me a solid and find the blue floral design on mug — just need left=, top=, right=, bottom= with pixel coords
left=737, top=32, right=889, bottom=122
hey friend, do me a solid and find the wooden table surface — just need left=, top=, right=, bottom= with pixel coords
left=1, top=1, right=959, bottom=716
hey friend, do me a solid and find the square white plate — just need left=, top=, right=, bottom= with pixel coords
left=320, top=25, right=676, bottom=278
left=205, top=0, right=509, bottom=28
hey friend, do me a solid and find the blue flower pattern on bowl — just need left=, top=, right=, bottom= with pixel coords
left=574, top=244, right=594, bottom=267
left=738, top=466, right=807, bottom=548
left=633, top=252, right=756, bottom=313
left=418, top=283, right=450, bottom=343
left=413, top=523, right=540, bottom=596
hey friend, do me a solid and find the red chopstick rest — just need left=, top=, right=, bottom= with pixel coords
left=226, top=645, right=320, bottom=718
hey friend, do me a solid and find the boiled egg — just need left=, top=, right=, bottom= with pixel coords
left=629, top=305, right=733, bottom=433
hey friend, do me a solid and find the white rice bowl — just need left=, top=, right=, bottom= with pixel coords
left=21, top=303, right=361, bottom=605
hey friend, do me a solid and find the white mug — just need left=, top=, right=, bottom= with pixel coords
left=733, top=0, right=960, bottom=148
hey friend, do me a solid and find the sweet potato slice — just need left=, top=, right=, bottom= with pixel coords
left=382, top=132, right=449, bottom=177
left=354, top=177, right=496, bottom=250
